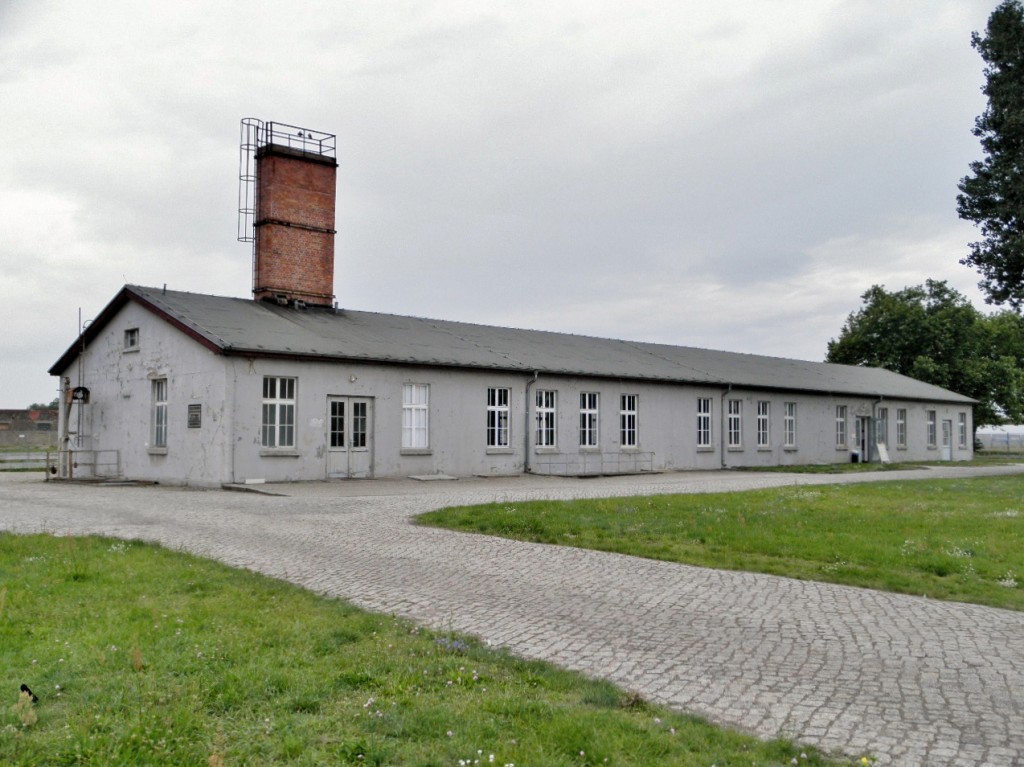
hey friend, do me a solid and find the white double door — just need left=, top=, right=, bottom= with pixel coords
left=326, top=396, right=373, bottom=478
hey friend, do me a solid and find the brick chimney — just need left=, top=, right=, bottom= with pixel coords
left=252, top=136, right=338, bottom=307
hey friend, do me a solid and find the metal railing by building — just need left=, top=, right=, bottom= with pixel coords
left=531, top=451, right=656, bottom=477
left=50, top=449, right=121, bottom=481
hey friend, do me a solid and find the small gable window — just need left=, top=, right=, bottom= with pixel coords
left=124, top=328, right=139, bottom=351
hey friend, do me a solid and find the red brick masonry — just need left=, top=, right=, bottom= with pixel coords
left=253, top=145, right=338, bottom=306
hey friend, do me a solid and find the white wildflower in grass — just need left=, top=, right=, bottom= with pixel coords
left=998, top=571, right=1018, bottom=588
left=945, top=544, right=974, bottom=558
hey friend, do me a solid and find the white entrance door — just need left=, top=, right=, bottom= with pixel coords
left=941, top=420, right=953, bottom=461
left=326, top=396, right=373, bottom=478
left=855, top=416, right=871, bottom=462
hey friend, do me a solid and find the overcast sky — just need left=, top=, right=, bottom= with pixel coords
left=0, top=1, right=1000, bottom=408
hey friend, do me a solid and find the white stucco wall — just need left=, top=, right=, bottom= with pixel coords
left=54, top=304, right=973, bottom=486
left=55, top=302, right=230, bottom=485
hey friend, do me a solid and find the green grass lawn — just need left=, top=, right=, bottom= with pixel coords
left=419, top=476, right=1024, bottom=611
left=0, top=533, right=852, bottom=767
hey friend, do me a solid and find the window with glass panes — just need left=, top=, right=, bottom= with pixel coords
left=579, top=392, right=599, bottom=447
left=697, top=398, right=712, bottom=447
left=330, top=399, right=345, bottom=447
left=262, top=377, right=296, bottom=448
left=486, top=387, right=510, bottom=447
left=783, top=402, right=796, bottom=447
left=835, top=405, right=847, bottom=448
left=727, top=399, right=742, bottom=448
left=402, top=384, right=429, bottom=449
left=756, top=401, right=770, bottom=448
left=535, top=390, right=557, bottom=448
left=151, top=379, right=167, bottom=448
left=620, top=394, right=638, bottom=448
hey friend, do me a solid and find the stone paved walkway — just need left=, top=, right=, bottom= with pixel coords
left=2, top=465, right=1023, bottom=766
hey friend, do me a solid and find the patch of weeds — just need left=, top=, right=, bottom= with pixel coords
left=11, top=691, right=37, bottom=728
left=436, top=636, right=470, bottom=654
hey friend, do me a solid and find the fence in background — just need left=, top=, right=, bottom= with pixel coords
left=976, top=432, right=1024, bottom=451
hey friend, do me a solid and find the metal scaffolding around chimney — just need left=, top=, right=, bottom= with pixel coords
left=237, top=119, right=336, bottom=244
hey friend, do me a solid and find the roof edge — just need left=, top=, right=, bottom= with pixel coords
left=48, top=285, right=226, bottom=376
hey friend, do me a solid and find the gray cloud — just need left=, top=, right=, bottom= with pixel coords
left=0, top=0, right=997, bottom=407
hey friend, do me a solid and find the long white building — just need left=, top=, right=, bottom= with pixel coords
left=48, top=123, right=975, bottom=485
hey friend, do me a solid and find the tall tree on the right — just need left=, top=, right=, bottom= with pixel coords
left=958, top=0, right=1024, bottom=310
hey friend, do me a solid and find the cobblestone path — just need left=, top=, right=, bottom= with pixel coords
left=2, top=465, right=1023, bottom=766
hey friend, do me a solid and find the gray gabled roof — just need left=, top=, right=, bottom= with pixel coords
left=50, top=285, right=975, bottom=404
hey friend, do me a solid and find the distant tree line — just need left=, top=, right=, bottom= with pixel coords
left=25, top=399, right=59, bottom=410
left=827, top=281, right=1024, bottom=427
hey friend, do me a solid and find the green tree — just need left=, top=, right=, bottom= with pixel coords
left=957, top=0, right=1024, bottom=309
left=827, top=280, right=1024, bottom=426
left=26, top=398, right=59, bottom=410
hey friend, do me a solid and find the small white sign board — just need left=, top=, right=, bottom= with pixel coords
left=877, top=442, right=891, bottom=464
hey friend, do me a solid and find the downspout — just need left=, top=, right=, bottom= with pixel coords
left=871, top=395, right=883, bottom=463
left=524, top=371, right=539, bottom=474
left=60, top=376, right=72, bottom=479
left=720, top=384, right=732, bottom=470
left=227, top=362, right=238, bottom=484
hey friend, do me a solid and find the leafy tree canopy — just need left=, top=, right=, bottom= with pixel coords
left=957, top=0, right=1024, bottom=309
left=827, top=280, right=1024, bottom=426
left=26, top=398, right=58, bottom=410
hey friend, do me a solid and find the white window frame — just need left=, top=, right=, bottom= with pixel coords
left=579, top=392, right=599, bottom=448
left=927, top=410, right=937, bottom=448
left=958, top=412, right=968, bottom=448
left=535, top=389, right=557, bottom=448
left=896, top=408, right=907, bottom=448
left=727, top=399, right=742, bottom=448
left=877, top=407, right=888, bottom=447
left=783, top=402, right=797, bottom=448
left=124, top=328, right=139, bottom=351
left=402, top=384, right=429, bottom=450
left=756, top=401, right=770, bottom=448
left=151, top=378, right=167, bottom=448
left=620, top=394, right=638, bottom=448
left=835, top=405, right=848, bottom=449
left=262, top=376, right=296, bottom=449
left=697, top=397, right=712, bottom=447
left=486, top=387, right=510, bottom=448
